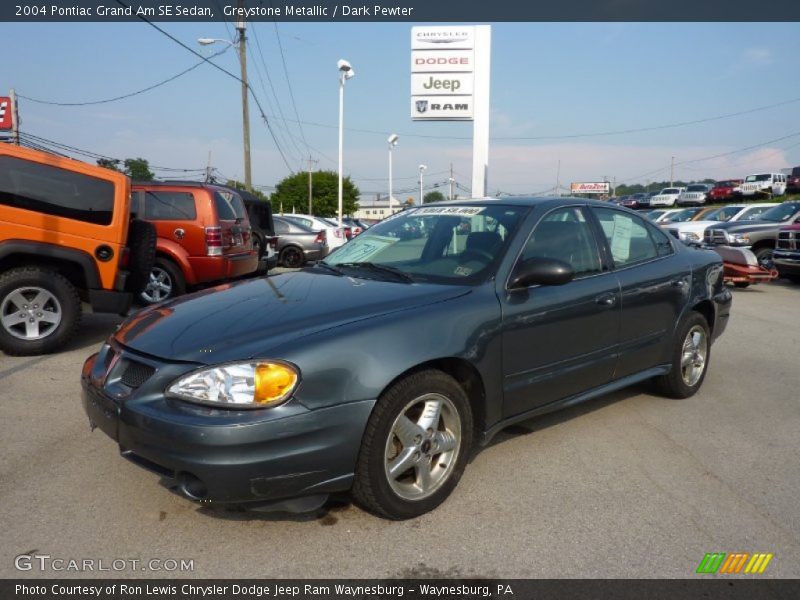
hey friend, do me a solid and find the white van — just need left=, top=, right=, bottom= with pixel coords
left=735, top=173, right=787, bottom=198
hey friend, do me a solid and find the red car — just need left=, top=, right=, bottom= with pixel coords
left=707, top=180, right=743, bottom=202
left=786, top=167, right=800, bottom=195
left=132, top=182, right=259, bottom=304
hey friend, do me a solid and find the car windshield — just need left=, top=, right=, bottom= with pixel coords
left=759, top=202, right=800, bottom=223
left=738, top=206, right=771, bottom=221
left=704, top=206, right=744, bottom=222
left=323, top=204, right=527, bottom=284
left=664, top=208, right=699, bottom=222
left=745, top=174, right=770, bottom=182
left=686, top=185, right=706, bottom=192
left=714, top=181, right=733, bottom=188
left=662, top=188, right=679, bottom=194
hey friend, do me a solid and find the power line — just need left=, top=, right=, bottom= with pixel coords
left=16, top=47, right=230, bottom=107
left=272, top=19, right=310, bottom=154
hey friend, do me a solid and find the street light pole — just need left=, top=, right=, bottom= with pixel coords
left=337, top=59, right=354, bottom=227
left=388, top=134, right=398, bottom=214
left=236, top=14, right=252, bottom=191
left=418, top=164, right=427, bottom=206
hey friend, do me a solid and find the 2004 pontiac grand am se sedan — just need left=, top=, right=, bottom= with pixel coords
left=82, top=198, right=731, bottom=519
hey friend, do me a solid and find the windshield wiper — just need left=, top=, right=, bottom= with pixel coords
left=337, top=262, right=415, bottom=283
left=312, top=261, right=345, bottom=276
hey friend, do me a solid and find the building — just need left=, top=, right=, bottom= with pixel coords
left=353, top=195, right=411, bottom=221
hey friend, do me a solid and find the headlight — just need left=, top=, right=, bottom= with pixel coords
left=682, top=232, right=700, bottom=241
left=167, top=361, right=299, bottom=409
left=729, top=233, right=750, bottom=244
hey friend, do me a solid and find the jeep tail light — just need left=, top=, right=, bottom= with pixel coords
left=119, top=247, right=130, bottom=269
left=314, top=231, right=326, bottom=245
left=205, top=226, right=223, bottom=256
left=268, top=236, right=278, bottom=250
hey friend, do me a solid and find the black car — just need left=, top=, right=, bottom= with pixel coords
left=82, top=198, right=731, bottom=519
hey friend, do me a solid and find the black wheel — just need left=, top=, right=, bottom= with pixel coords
left=352, top=369, right=473, bottom=520
left=0, top=266, right=81, bottom=356
left=139, top=259, right=185, bottom=304
left=753, top=247, right=774, bottom=269
left=652, top=312, right=711, bottom=399
left=252, top=233, right=264, bottom=259
left=280, top=246, right=305, bottom=268
left=125, top=219, right=157, bottom=294
left=733, top=282, right=750, bottom=289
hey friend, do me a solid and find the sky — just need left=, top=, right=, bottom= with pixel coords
left=3, top=21, right=800, bottom=199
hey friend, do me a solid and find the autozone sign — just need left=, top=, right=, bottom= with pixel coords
left=0, top=97, right=12, bottom=130
left=411, top=50, right=473, bottom=72
left=570, top=182, right=611, bottom=194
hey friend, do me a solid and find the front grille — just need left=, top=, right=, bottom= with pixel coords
left=119, top=360, right=156, bottom=389
left=705, top=229, right=728, bottom=244
left=667, top=229, right=681, bottom=239
left=777, top=230, right=799, bottom=250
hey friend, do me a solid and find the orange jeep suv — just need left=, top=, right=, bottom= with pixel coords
left=0, top=144, right=155, bottom=355
left=131, top=182, right=259, bottom=304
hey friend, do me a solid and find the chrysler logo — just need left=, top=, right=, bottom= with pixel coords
left=415, top=100, right=428, bottom=113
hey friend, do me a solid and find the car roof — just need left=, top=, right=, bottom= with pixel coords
left=422, top=196, right=621, bottom=210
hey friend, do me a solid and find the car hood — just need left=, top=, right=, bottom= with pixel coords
left=667, top=220, right=719, bottom=233
left=115, top=271, right=471, bottom=364
left=709, top=220, right=783, bottom=233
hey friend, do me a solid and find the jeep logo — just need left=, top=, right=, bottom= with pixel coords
left=421, top=76, right=462, bottom=92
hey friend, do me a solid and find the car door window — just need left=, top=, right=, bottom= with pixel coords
left=593, top=207, right=670, bottom=267
left=519, top=207, right=602, bottom=278
left=143, top=191, right=197, bottom=220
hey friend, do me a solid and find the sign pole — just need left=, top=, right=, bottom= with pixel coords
left=10, top=88, right=19, bottom=145
left=471, top=26, right=491, bottom=199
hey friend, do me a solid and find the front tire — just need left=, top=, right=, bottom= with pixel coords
left=0, top=267, right=81, bottom=356
left=653, top=312, right=711, bottom=399
left=352, top=369, right=473, bottom=520
left=753, top=247, right=774, bottom=269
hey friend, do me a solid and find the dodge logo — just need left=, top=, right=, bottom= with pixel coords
left=415, top=100, right=428, bottom=114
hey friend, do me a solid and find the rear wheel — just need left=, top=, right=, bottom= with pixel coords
left=352, top=369, right=473, bottom=520
left=653, top=312, right=711, bottom=399
left=280, top=246, right=305, bottom=268
left=125, top=219, right=157, bottom=294
left=0, top=267, right=81, bottom=356
left=139, top=259, right=185, bottom=304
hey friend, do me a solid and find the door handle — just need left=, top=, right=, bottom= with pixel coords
left=595, top=293, right=617, bottom=307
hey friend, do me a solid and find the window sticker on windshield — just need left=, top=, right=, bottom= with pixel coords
left=414, top=206, right=485, bottom=217
left=330, top=235, right=397, bottom=263
left=610, top=214, right=633, bottom=262
left=454, top=266, right=473, bottom=276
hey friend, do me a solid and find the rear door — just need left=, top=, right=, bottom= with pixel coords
left=590, top=206, right=689, bottom=378
left=213, top=190, right=251, bottom=255
left=139, top=188, right=203, bottom=257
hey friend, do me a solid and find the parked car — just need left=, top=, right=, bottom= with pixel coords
left=663, top=203, right=776, bottom=244
left=131, top=182, right=259, bottom=304
left=273, top=215, right=329, bottom=267
left=82, top=198, right=730, bottom=519
left=677, top=184, right=713, bottom=206
left=280, top=214, right=350, bottom=250
left=707, top=179, right=743, bottom=203
left=227, top=188, right=278, bottom=272
left=657, top=206, right=706, bottom=224
left=734, top=173, right=788, bottom=199
left=617, top=195, right=635, bottom=208
left=703, top=200, right=800, bottom=266
left=649, top=187, right=686, bottom=207
left=342, top=216, right=368, bottom=236
left=0, top=144, right=155, bottom=355
left=773, top=223, right=800, bottom=283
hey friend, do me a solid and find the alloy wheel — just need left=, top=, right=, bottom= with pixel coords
left=1, top=287, right=62, bottom=340
left=141, top=266, right=173, bottom=303
left=680, top=325, right=708, bottom=387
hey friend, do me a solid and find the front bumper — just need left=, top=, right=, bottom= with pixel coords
left=774, top=251, right=800, bottom=276
left=81, top=346, right=375, bottom=505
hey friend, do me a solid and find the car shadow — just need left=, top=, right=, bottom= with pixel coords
left=62, top=312, right=125, bottom=354
left=191, top=493, right=355, bottom=524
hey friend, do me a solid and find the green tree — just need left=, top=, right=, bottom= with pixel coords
left=96, top=158, right=121, bottom=172
left=225, top=179, right=269, bottom=202
left=423, top=190, right=445, bottom=203
left=123, top=158, right=154, bottom=181
left=271, top=170, right=359, bottom=216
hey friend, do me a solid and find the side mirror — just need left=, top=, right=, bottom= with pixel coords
left=508, top=258, right=575, bottom=289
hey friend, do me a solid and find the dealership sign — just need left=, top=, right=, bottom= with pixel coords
left=570, top=182, right=611, bottom=194
left=411, top=26, right=475, bottom=121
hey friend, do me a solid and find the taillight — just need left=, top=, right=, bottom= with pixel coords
left=314, top=231, right=326, bottom=245
left=268, top=236, right=278, bottom=250
left=344, top=227, right=352, bottom=240
left=206, top=226, right=223, bottom=256
left=119, top=247, right=130, bottom=269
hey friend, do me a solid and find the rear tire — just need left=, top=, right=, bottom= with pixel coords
left=0, top=267, right=81, bottom=356
left=653, top=312, right=711, bottom=399
left=125, top=219, right=157, bottom=294
left=280, top=246, right=305, bottom=268
left=352, top=369, right=473, bottom=520
left=139, top=259, right=185, bottom=305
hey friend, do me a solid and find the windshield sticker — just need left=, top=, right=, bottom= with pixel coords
left=453, top=265, right=473, bottom=276
left=414, top=206, right=485, bottom=217
left=610, top=214, right=633, bottom=262
left=330, top=235, right=398, bottom=263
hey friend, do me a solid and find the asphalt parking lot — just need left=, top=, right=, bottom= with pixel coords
left=1, top=276, right=799, bottom=579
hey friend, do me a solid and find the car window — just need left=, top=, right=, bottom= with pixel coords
left=519, top=207, right=601, bottom=278
left=274, top=219, right=289, bottom=234
left=142, top=191, right=196, bottom=221
left=288, top=216, right=312, bottom=228
left=213, top=192, right=238, bottom=220
left=738, top=206, right=770, bottom=221
left=593, top=207, right=666, bottom=267
left=0, top=155, right=115, bottom=225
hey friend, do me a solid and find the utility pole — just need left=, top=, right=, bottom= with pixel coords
left=10, top=88, right=19, bottom=146
left=554, top=159, right=561, bottom=196
left=205, top=150, right=212, bottom=183
left=236, top=1, right=252, bottom=191
left=449, top=163, right=455, bottom=201
left=670, top=156, right=675, bottom=187
left=306, top=156, right=318, bottom=215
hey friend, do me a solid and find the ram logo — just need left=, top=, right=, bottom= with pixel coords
left=415, top=100, right=428, bottom=114
left=696, top=552, right=773, bottom=574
